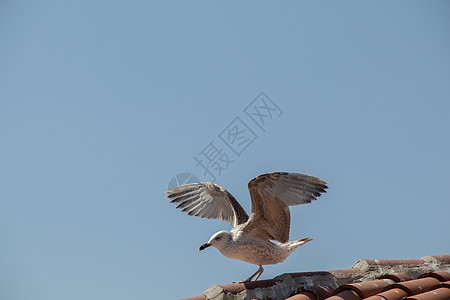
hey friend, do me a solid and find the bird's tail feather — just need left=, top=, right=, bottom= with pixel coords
left=288, top=237, right=313, bottom=252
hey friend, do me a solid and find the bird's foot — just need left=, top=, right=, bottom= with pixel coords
left=235, top=278, right=257, bottom=283
left=238, top=265, right=264, bottom=282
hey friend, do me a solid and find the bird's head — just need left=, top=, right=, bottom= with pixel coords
left=199, top=230, right=231, bottom=251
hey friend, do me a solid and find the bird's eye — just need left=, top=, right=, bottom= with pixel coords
left=215, top=236, right=221, bottom=240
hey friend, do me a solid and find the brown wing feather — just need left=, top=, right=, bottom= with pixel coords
left=243, top=172, right=328, bottom=243
left=166, top=182, right=249, bottom=226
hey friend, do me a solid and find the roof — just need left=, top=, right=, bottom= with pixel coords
left=180, top=254, right=450, bottom=300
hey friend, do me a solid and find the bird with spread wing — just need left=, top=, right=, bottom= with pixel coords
left=165, top=172, right=328, bottom=281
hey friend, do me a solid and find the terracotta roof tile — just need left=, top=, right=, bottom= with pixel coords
left=286, top=286, right=334, bottom=300
left=218, top=278, right=282, bottom=294
left=384, top=277, right=441, bottom=295
left=325, top=289, right=361, bottom=300
left=423, top=255, right=450, bottom=264
left=404, top=287, right=450, bottom=300
left=333, top=279, right=394, bottom=298
left=328, top=269, right=361, bottom=275
left=418, top=271, right=450, bottom=282
left=364, top=288, right=409, bottom=300
left=178, top=296, right=207, bottom=300
left=434, top=280, right=450, bottom=289
left=361, top=259, right=426, bottom=266
left=378, top=272, right=412, bottom=282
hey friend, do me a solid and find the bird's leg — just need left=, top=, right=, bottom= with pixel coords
left=243, top=265, right=264, bottom=282
left=254, top=265, right=264, bottom=281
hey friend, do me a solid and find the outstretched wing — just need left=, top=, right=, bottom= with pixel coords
left=243, top=172, right=328, bottom=243
left=165, top=182, right=249, bottom=227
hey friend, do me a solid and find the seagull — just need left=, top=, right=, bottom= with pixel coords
left=165, top=172, right=328, bottom=282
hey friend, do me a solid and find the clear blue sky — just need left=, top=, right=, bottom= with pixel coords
left=1, top=1, right=449, bottom=299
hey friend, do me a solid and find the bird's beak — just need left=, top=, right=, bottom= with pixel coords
left=199, top=243, right=211, bottom=251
